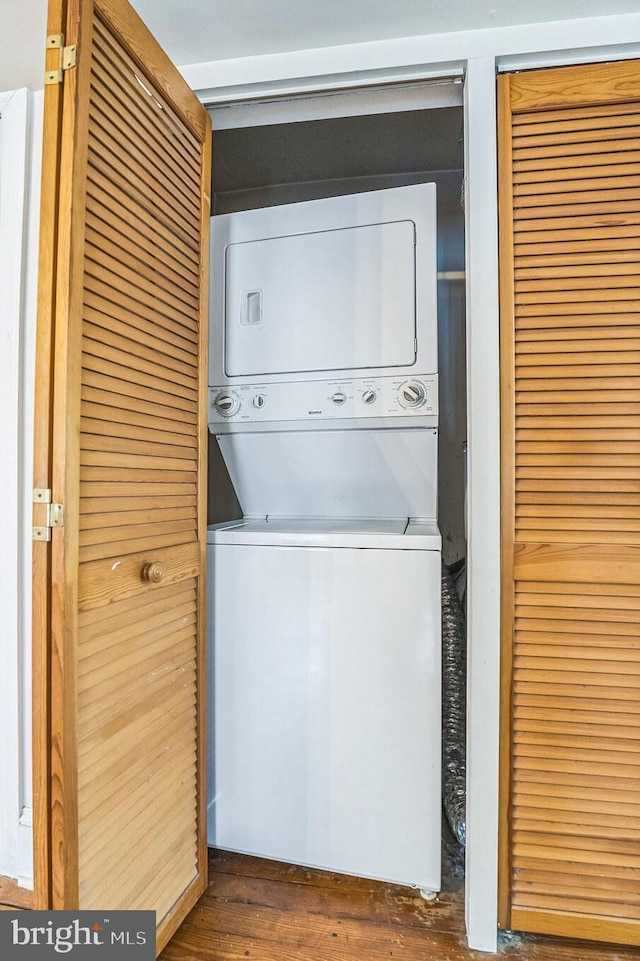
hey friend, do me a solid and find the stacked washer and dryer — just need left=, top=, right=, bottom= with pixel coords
left=206, top=184, right=442, bottom=895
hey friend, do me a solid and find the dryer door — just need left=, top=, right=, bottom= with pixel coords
left=224, top=219, right=417, bottom=377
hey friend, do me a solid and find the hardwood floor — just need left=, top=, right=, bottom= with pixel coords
left=161, top=845, right=640, bottom=961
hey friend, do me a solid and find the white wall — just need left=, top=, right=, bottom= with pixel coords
left=0, top=86, right=42, bottom=889
left=182, top=11, right=640, bottom=953
left=183, top=12, right=640, bottom=101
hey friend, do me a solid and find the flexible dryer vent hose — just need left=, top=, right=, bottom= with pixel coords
left=442, top=562, right=466, bottom=847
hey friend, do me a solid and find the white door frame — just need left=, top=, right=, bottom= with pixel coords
left=0, top=85, right=33, bottom=889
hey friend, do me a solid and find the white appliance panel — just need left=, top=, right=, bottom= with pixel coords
left=225, top=221, right=416, bottom=377
left=208, top=373, right=438, bottom=432
left=217, top=428, right=438, bottom=520
left=208, top=541, right=441, bottom=890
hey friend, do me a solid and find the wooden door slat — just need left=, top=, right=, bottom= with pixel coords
left=80, top=415, right=196, bottom=448
left=81, top=399, right=197, bottom=437
left=78, top=661, right=197, bottom=744
left=79, top=756, right=198, bottom=883
left=517, top=332, right=640, bottom=349
left=84, top=225, right=200, bottom=317
left=84, top=290, right=197, bottom=357
left=86, top=169, right=198, bottom=272
left=78, top=752, right=197, bottom=867
left=79, top=528, right=197, bottom=565
left=89, top=66, right=202, bottom=212
left=514, top=791, right=640, bottom=816
left=511, top=101, right=640, bottom=132
left=84, top=249, right=199, bottom=333
left=513, top=199, right=640, bottom=223
left=80, top=516, right=196, bottom=547
left=517, top=440, right=640, bottom=453
left=81, top=382, right=197, bottom=428
left=79, top=480, right=197, bottom=499
left=82, top=326, right=198, bottom=394
left=88, top=134, right=198, bottom=250
left=77, top=733, right=196, bottom=828
left=80, top=505, right=196, bottom=529
left=81, top=494, right=196, bottom=514
left=91, top=19, right=201, bottom=176
left=82, top=367, right=198, bottom=416
left=84, top=208, right=199, bottom=304
left=88, top=97, right=201, bottom=230
left=81, top=427, right=197, bottom=460
left=78, top=461, right=199, bottom=487
left=84, top=305, right=195, bottom=377
left=79, top=587, right=196, bottom=640
left=88, top=53, right=200, bottom=200
left=514, top=173, right=640, bottom=197
left=515, top=587, right=640, bottom=607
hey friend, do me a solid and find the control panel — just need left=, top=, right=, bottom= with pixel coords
left=209, top=375, right=438, bottom=430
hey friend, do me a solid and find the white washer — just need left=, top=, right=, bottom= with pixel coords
left=207, top=517, right=441, bottom=891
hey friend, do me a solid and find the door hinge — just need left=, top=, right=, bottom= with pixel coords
left=33, top=489, right=64, bottom=541
left=44, top=34, right=77, bottom=85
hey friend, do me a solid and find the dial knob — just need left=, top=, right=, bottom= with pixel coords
left=362, top=389, right=377, bottom=405
left=331, top=391, right=347, bottom=406
left=215, top=391, right=240, bottom=416
left=253, top=394, right=266, bottom=409
left=400, top=381, right=426, bottom=408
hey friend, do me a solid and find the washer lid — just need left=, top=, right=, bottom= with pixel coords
left=207, top=517, right=441, bottom=550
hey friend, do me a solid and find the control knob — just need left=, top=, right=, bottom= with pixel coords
left=214, top=391, right=240, bottom=417
left=331, top=391, right=347, bottom=406
left=253, top=394, right=266, bottom=409
left=362, top=389, right=377, bottom=405
left=399, top=381, right=426, bottom=409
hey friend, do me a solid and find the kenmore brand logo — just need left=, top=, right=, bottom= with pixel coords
left=308, top=410, right=322, bottom=415
left=2, top=911, right=155, bottom=959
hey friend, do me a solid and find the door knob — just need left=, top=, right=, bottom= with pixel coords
left=142, top=561, right=166, bottom=583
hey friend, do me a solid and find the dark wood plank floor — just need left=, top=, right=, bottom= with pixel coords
left=162, top=845, right=640, bottom=961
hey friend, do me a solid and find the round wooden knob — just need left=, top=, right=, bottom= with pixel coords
left=142, top=561, right=166, bottom=584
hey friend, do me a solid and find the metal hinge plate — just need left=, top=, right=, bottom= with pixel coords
left=45, top=34, right=77, bottom=85
left=33, top=489, right=64, bottom=540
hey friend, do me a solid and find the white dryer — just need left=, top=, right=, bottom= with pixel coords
left=206, top=185, right=442, bottom=892
left=208, top=183, right=438, bottom=433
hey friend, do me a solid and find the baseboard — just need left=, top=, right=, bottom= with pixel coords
left=0, top=875, right=33, bottom=909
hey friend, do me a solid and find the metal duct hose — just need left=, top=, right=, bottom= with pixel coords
left=442, top=561, right=466, bottom=846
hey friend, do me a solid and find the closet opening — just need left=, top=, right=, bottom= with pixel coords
left=205, top=80, right=467, bottom=903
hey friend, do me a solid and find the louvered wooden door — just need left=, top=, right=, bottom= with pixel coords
left=498, top=61, right=640, bottom=946
left=33, top=0, right=211, bottom=950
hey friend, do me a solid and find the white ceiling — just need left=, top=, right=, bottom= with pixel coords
left=2, top=0, right=640, bottom=95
